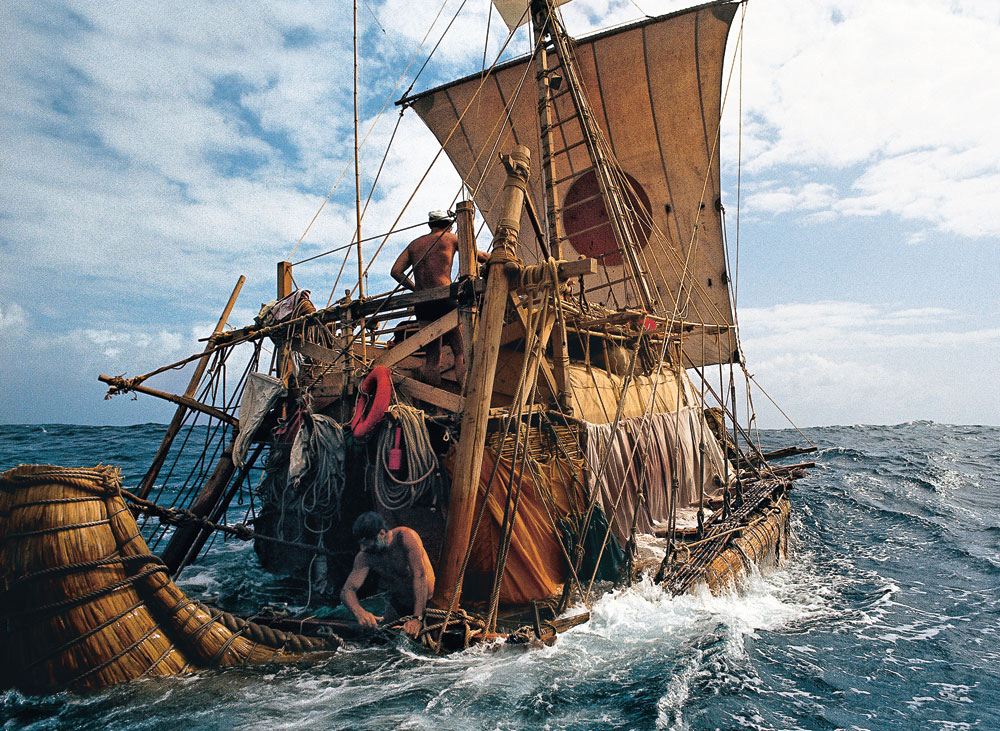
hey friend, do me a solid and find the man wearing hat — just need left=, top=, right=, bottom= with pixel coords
left=390, top=210, right=488, bottom=387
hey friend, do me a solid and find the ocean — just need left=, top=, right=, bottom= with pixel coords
left=1, top=422, right=998, bottom=730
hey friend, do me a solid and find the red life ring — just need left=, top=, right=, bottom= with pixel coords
left=350, top=366, right=393, bottom=439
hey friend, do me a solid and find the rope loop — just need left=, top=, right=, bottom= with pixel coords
left=388, top=607, right=488, bottom=651
left=0, top=464, right=122, bottom=496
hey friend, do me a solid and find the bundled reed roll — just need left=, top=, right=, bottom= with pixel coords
left=702, top=495, right=790, bottom=593
left=0, top=464, right=335, bottom=694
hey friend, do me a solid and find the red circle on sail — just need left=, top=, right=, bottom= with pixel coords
left=562, top=170, right=653, bottom=267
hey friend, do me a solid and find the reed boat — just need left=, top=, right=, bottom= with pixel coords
left=1, top=0, right=815, bottom=693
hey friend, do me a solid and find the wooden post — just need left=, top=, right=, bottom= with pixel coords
left=455, top=199, right=477, bottom=370
left=277, top=261, right=293, bottom=299
left=433, top=146, right=530, bottom=609
left=136, top=276, right=245, bottom=500
left=514, top=304, right=557, bottom=412
left=277, top=261, right=294, bottom=381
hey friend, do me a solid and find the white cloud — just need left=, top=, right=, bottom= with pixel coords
left=750, top=351, right=914, bottom=410
left=745, top=182, right=838, bottom=216
left=0, top=303, right=29, bottom=336
left=724, top=0, right=1000, bottom=239
left=735, top=300, right=1000, bottom=426
left=2, top=0, right=998, bottom=426
left=739, top=301, right=997, bottom=351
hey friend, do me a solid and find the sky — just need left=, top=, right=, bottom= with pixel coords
left=1, top=0, right=997, bottom=429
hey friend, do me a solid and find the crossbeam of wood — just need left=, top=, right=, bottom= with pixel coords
left=355, top=282, right=458, bottom=318
left=291, top=339, right=371, bottom=366
left=514, top=257, right=598, bottom=292
left=213, top=279, right=484, bottom=348
left=374, top=309, right=458, bottom=369
left=488, top=403, right=546, bottom=419
left=394, top=376, right=464, bottom=413
left=499, top=318, right=527, bottom=347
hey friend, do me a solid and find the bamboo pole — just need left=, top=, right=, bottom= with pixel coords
left=137, top=276, right=245, bottom=499
left=432, top=146, right=530, bottom=609
left=352, top=0, right=364, bottom=303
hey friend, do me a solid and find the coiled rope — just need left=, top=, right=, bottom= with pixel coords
left=372, top=404, right=439, bottom=511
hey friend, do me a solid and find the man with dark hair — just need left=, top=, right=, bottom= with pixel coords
left=340, top=511, right=435, bottom=638
left=390, top=210, right=489, bottom=387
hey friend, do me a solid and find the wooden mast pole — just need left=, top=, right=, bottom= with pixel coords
left=353, top=0, right=367, bottom=364
left=433, top=146, right=531, bottom=609
left=536, top=0, right=655, bottom=311
left=136, top=276, right=244, bottom=500
left=455, top=199, right=477, bottom=370
left=160, top=440, right=238, bottom=575
left=353, top=0, right=364, bottom=302
left=530, top=0, right=572, bottom=411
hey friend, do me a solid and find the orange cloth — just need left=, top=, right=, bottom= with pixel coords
left=451, top=450, right=584, bottom=605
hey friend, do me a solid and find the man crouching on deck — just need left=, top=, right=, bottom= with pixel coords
left=340, top=512, right=435, bottom=638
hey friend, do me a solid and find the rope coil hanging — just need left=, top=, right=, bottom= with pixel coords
left=373, top=404, right=439, bottom=510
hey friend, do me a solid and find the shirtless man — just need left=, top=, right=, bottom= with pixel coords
left=390, top=210, right=489, bottom=386
left=340, top=512, right=435, bottom=638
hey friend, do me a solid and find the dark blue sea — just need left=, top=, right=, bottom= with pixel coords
left=1, top=422, right=998, bottom=730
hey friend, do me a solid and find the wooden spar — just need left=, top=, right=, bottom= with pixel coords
left=136, top=276, right=245, bottom=500
left=97, top=376, right=238, bottom=427
left=395, top=377, right=463, bottom=413
left=160, top=439, right=238, bottom=575
left=432, top=145, right=531, bottom=609
left=455, top=199, right=477, bottom=370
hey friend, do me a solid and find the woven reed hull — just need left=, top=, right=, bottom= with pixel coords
left=0, top=465, right=331, bottom=695
left=701, top=495, right=791, bottom=594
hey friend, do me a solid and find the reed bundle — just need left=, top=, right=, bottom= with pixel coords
left=701, top=496, right=790, bottom=593
left=0, top=464, right=334, bottom=694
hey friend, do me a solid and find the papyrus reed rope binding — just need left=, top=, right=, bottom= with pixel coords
left=0, top=464, right=339, bottom=695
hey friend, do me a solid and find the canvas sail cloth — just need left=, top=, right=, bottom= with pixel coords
left=405, top=1, right=739, bottom=367
left=584, top=409, right=729, bottom=543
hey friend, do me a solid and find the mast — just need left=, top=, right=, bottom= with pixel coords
left=354, top=0, right=367, bottom=364
left=433, top=146, right=531, bottom=610
left=353, top=0, right=364, bottom=303
left=528, top=0, right=655, bottom=312
left=530, top=0, right=572, bottom=408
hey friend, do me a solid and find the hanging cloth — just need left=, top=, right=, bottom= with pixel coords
left=234, top=373, right=287, bottom=469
